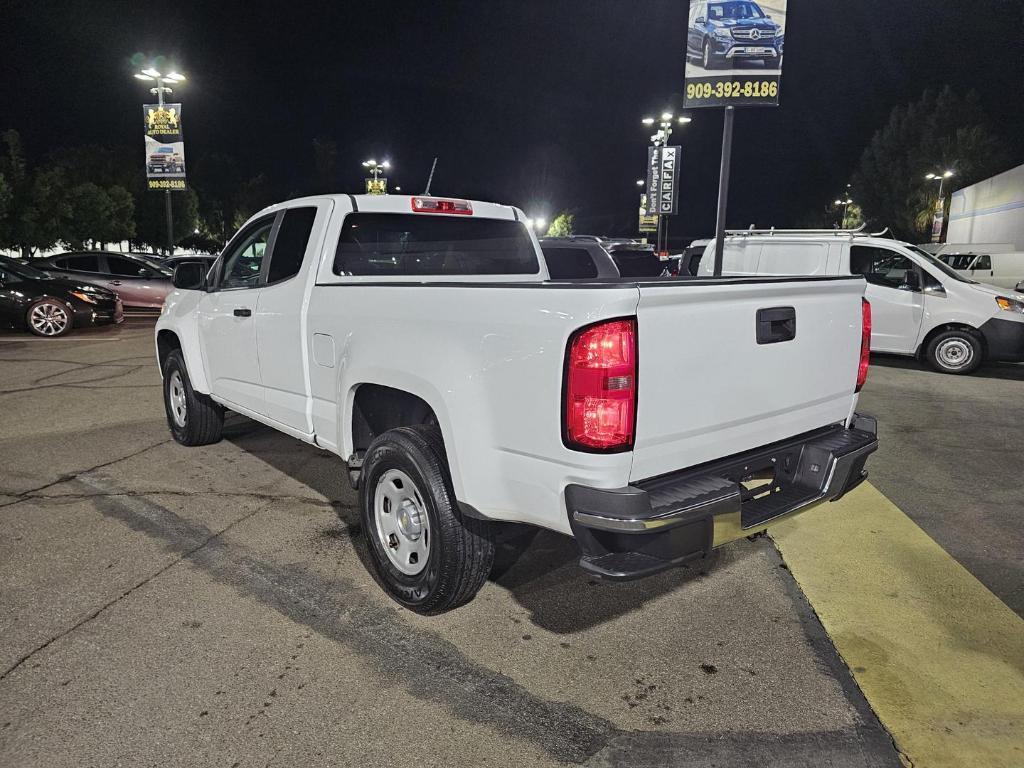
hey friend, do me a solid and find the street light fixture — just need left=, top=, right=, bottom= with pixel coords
left=134, top=63, right=185, bottom=254
left=362, top=159, right=391, bottom=179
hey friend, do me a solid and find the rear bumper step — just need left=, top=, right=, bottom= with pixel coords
left=566, top=414, right=878, bottom=580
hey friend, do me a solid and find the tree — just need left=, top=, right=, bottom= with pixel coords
left=851, top=87, right=1008, bottom=241
left=546, top=212, right=574, bottom=237
left=134, top=188, right=199, bottom=252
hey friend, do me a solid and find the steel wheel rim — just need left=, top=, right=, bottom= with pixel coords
left=168, top=370, right=187, bottom=427
left=937, top=338, right=973, bottom=370
left=374, top=468, right=430, bottom=576
left=703, top=41, right=711, bottom=68
left=29, top=302, right=69, bottom=336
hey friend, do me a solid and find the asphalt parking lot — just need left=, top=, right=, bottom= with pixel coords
left=1, top=319, right=1022, bottom=767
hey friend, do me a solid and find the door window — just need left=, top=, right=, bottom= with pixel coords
left=266, top=207, right=317, bottom=285
left=973, top=255, right=992, bottom=270
left=59, top=254, right=100, bottom=272
left=107, top=257, right=147, bottom=277
left=220, top=219, right=274, bottom=289
left=850, top=246, right=915, bottom=289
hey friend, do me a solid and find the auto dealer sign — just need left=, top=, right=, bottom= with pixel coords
left=646, top=146, right=680, bottom=216
left=683, top=0, right=787, bottom=108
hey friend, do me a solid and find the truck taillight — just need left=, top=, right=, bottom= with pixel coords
left=411, top=197, right=473, bottom=215
left=563, top=318, right=637, bottom=452
left=856, top=299, right=871, bottom=392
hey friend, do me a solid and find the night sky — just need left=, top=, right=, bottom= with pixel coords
left=3, top=0, right=1023, bottom=242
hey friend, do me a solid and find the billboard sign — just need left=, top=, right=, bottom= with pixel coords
left=365, top=177, right=388, bottom=195
left=646, top=146, right=680, bottom=216
left=639, top=195, right=659, bottom=232
left=683, top=0, right=786, bottom=108
left=143, top=103, right=186, bottom=191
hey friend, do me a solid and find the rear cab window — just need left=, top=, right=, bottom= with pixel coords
left=333, top=213, right=539, bottom=277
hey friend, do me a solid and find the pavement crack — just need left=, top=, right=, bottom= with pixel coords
left=0, top=437, right=172, bottom=500
left=0, top=486, right=269, bottom=684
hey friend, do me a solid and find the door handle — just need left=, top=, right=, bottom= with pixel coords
left=756, top=306, right=796, bottom=345
left=233, top=308, right=252, bottom=317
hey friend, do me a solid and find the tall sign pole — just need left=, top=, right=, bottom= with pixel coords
left=684, top=0, right=788, bottom=274
left=137, top=66, right=186, bottom=254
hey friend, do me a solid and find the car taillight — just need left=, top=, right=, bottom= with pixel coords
left=411, top=197, right=473, bottom=215
left=856, top=298, right=871, bottom=392
left=564, top=318, right=637, bottom=452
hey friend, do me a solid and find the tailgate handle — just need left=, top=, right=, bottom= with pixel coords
left=756, top=306, right=796, bottom=345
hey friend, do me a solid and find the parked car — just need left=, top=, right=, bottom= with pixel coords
left=698, top=230, right=1024, bottom=374
left=686, top=1, right=783, bottom=70
left=539, top=238, right=673, bottom=279
left=938, top=251, right=1024, bottom=292
left=0, top=255, right=122, bottom=337
left=156, top=194, right=877, bottom=614
left=37, top=251, right=173, bottom=310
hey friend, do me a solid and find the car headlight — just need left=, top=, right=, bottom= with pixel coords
left=714, top=27, right=733, bottom=39
left=995, top=296, right=1024, bottom=314
left=69, top=290, right=98, bottom=305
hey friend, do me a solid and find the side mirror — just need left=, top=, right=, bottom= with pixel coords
left=900, top=271, right=921, bottom=292
left=173, top=262, right=207, bottom=291
left=696, top=16, right=705, bottom=23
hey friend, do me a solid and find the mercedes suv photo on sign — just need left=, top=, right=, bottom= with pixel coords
left=684, top=0, right=787, bottom=108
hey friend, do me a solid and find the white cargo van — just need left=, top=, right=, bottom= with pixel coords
left=939, top=251, right=1024, bottom=292
left=699, top=228, right=1024, bottom=374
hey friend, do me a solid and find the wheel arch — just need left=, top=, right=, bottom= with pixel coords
left=917, top=322, right=986, bottom=360
left=345, top=380, right=464, bottom=497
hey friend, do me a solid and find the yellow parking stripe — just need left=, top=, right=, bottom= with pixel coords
left=771, top=483, right=1024, bottom=768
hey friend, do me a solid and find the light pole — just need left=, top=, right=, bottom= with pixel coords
left=834, top=195, right=854, bottom=228
left=135, top=67, right=185, bottom=254
left=641, top=112, right=690, bottom=254
left=925, top=170, right=954, bottom=243
left=362, top=159, right=391, bottom=179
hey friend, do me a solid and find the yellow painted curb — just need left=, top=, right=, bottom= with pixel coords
left=771, top=482, right=1024, bottom=768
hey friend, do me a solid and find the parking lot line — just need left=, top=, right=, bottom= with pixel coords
left=770, top=483, right=1024, bottom=768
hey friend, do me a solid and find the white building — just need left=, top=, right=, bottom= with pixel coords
left=946, top=162, right=1024, bottom=249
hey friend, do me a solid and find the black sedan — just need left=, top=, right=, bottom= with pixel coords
left=0, top=256, right=123, bottom=337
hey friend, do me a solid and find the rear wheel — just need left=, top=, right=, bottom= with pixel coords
left=162, top=349, right=224, bottom=445
left=925, top=329, right=983, bottom=375
left=27, top=299, right=72, bottom=337
left=359, top=425, right=495, bottom=614
left=702, top=39, right=720, bottom=70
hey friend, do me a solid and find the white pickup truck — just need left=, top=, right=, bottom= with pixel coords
left=156, top=194, right=878, bottom=614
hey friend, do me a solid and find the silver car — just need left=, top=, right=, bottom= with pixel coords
left=37, top=252, right=173, bottom=311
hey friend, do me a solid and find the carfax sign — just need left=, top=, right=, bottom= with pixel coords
left=683, top=0, right=786, bottom=108
left=143, top=103, right=186, bottom=191
left=646, top=146, right=680, bottom=216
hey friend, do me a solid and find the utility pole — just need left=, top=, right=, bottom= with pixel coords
left=712, top=106, right=735, bottom=277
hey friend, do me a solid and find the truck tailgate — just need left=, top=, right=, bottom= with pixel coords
left=630, top=277, right=865, bottom=482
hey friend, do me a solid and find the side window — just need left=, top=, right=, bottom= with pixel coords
left=107, top=257, right=145, bottom=276
left=850, top=246, right=914, bottom=289
left=266, top=207, right=317, bottom=285
left=974, top=255, right=992, bottom=270
left=61, top=254, right=100, bottom=272
left=541, top=247, right=599, bottom=279
left=220, top=218, right=275, bottom=290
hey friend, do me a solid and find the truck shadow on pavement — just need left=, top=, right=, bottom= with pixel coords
left=222, top=414, right=717, bottom=634
left=870, top=353, right=1024, bottom=381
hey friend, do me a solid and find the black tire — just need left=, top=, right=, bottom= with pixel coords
left=162, top=349, right=224, bottom=445
left=702, top=39, right=720, bottom=70
left=359, top=425, right=495, bottom=615
left=26, top=298, right=73, bottom=337
left=924, top=329, right=983, bottom=375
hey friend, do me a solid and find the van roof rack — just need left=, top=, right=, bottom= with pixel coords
left=723, top=224, right=891, bottom=238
